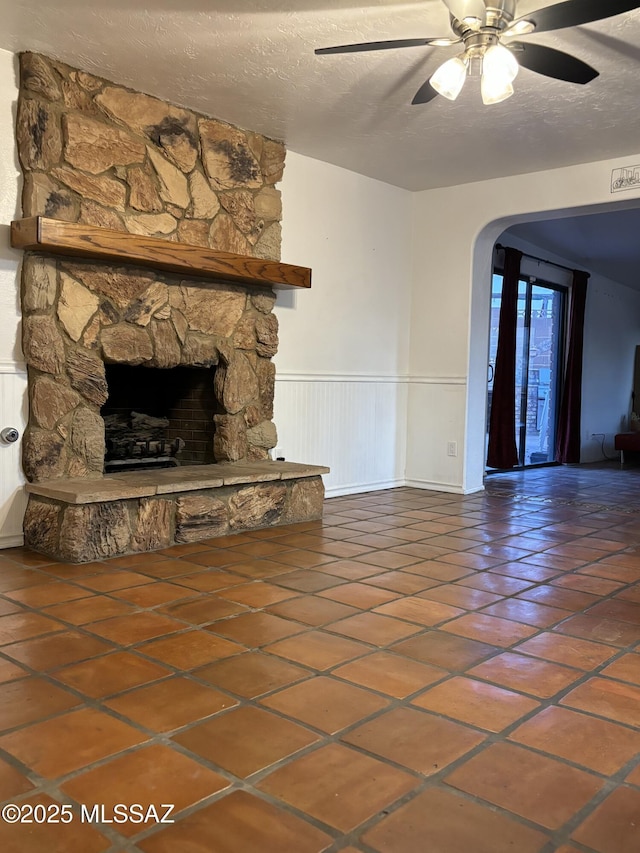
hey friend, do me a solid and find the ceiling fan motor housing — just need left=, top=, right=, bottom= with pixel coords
left=484, top=1, right=517, bottom=27
left=451, top=0, right=516, bottom=37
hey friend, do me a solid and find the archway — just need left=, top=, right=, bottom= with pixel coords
left=466, top=196, right=640, bottom=492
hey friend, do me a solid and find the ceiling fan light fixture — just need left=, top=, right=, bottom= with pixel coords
left=481, top=74, right=515, bottom=105
left=480, top=43, right=518, bottom=105
left=483, top=43, right=519, bottom=83
left=315, top=0, right=623, bottom=108
left=430, top=55, right=468, bottom=100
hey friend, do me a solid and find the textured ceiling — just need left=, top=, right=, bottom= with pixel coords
left=0, top=0, right=638, bottom=191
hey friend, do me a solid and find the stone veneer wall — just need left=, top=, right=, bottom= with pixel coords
left=16, top=52, right=286, bottom=483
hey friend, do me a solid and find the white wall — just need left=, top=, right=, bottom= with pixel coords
left=0, top=48, right=27, bottom=547
left=582, top=275, right=640, bottom=462
left=277, top=151, right=412, bottom=496
left=497, top=232, right=640, bottom=465
left=410, top=154, right=640, bottom=495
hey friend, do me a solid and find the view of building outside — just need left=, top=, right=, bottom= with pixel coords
left=488, top=274, right=565, bottom=469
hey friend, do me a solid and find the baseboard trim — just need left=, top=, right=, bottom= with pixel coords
left=324, top=478, right=405, bottom=498
left=0, top=533, right=24, bottom=549
left=324, top=477, right=486, bottom=498
left=462, top=484, right=486, bottom=495
left=404, top=477, right=480, bottom=495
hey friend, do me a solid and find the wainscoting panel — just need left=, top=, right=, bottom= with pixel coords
left=0, top=363, right=28, bottom=548
left=274, top=374, right=408, bottom=497
left=406, top=378, right=469, bottom=494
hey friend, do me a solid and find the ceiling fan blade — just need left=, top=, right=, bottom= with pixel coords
left=511, top=0, right=640, bottom=35
left=441, top=0, right=486, bottom=24
left=411, top=79, right=440, bottom=105
left=315, top=37, right=459, bottom=55
left=510, top=41, right=599, bottom=83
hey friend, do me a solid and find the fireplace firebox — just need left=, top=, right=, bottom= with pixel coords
left=101, top=365, right=217, bottom=471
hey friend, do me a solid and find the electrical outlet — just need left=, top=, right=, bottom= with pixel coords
left=447, top=441, right=458, bottom=457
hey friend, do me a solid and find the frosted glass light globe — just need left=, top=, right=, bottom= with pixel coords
left=430, top=56, right=468, bottom=101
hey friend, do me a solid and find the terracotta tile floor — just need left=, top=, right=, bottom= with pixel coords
left=1, top=463, right=640, bottom=851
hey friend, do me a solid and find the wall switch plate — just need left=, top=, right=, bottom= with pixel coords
left=447, top=441, right=458, bottom=457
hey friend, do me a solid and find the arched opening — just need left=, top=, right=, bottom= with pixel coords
left=467, top=196, right=640, bottom=491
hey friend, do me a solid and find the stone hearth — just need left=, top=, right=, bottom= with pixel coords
left=24, top=462, right=327, bottom=563
left=15, top=53, right=326, bottom=561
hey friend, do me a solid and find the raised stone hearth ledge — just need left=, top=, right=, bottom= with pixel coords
left=26, top=461, right=329, bottom=503
left=12, top=217, right=311, bottom=290
left=24, top=462, right=329, bottom=563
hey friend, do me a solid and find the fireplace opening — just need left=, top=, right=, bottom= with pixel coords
left=101, top=365, right=217, bottom=472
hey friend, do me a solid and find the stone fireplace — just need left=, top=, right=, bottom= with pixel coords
left=15, top=53, right=327, bottom=562
left=21, top=255, right=283, bottom=481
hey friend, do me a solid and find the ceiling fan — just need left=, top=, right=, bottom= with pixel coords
left=315, top=0, right=640, bottom=105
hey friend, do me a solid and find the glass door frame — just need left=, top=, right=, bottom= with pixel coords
left=486, top=268, right=568, bottom=473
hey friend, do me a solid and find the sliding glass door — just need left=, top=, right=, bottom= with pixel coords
left=487, top=274, right=565, bottom=470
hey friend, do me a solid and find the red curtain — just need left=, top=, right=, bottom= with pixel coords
left=556, top=270, right=589, bottom=464
left=487, top=247, right=522, bottom=469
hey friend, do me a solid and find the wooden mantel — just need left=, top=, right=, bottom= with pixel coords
left=11, top=217, right=311, bottom=290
